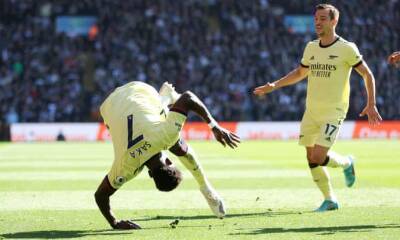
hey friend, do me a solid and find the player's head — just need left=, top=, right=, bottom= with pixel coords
left=314, top=4, right=339, bottom=37
left=148, top=155, right=182, bottom=192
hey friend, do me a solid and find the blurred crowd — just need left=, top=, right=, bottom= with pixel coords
left=0, top=0, right=399, bottom=125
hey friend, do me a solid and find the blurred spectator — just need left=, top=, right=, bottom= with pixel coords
left=0, top=0, right=399, bottom=125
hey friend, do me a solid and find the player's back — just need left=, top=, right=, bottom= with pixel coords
left=100, top=81, right=167, bottom=167
left=100, top=81, right=163, bottom=130
left=101, top=82, right=187, bottom=188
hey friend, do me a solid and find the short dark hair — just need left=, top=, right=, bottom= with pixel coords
left=316, top=4, right=339, bottom=20
left=151, top=165, right=182, bottom=192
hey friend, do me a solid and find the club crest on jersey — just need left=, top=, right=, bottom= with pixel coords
left=115, top=176, right=126, bottom=186
left=129, top=141, right=152, bottom=158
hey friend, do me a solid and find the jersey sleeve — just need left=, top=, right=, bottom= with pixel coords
left=346, top=42, right=363, bottom=67
left=300, top=42, right=312, bottom=68
left=107, top=160, right=128, bottom=189
left=107, top=154, right=144, bottom=189
left=161, top=111, right=187, bottom=147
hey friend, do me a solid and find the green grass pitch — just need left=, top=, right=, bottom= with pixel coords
left=0, top=140, right=399, bottom=239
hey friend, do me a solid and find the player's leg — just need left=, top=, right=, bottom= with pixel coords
left=307, top=146, right=338, bottom=211
left=317, top=120, right=356, bottom=187
left=325, top=151, right=355, bottom=187
left=324, top=150, right=351, bottom=168
left=169, top=139, right=225, bottom=218
left=300, top=111, right=338, bottom=211
left=307, top=146, right=336, bottom=202
left=169, top=139, right=209, bottom=187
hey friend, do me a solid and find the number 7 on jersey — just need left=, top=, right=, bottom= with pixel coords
left=127, top=114, right=144, bottom=149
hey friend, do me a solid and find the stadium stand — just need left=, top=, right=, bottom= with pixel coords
left=0, top=0, right=399, bottom=128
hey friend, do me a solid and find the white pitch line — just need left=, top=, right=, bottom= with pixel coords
left=1, top=188, right=400, bottom=211
left=0, top=169, right=309, bottom=180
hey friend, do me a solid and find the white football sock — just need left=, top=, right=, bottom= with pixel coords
left=326, top=151, right=351, bottom=169
left=159, top=82, right=181, bottom=108
left=178, top=146, right=209, bottom=188
left=310, top=166, right=337, bottom=201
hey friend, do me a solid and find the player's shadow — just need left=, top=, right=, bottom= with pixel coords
left=0, top=229, right=132, bottom=239
left=229, top=223, right=400, bottom=236
left=135, top=210, right=303, bottom=222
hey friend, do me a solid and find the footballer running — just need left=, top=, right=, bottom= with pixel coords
left=254, top=4, right=382, bottom=212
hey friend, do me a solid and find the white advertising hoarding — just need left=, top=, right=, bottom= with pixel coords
left=10, top=121, right=399, bottom=142
left=11, top=123, right=100, bottom=142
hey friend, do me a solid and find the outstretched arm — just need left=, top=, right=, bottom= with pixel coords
left=354, top=61, right=382, bottom=125
left=253, top=65, right=309, bottom=96
left=94, top=176, right=141, bottom=230
left=171, top=91, right=240, bottom=148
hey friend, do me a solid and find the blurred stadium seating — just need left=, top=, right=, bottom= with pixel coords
left=0, top=0, right=399, bottom=132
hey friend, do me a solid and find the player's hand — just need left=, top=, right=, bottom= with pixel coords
left=253, top=82, right=276, bottom=96
left=212, top=126, right=241, bottom=149
left=112, top=220, right=141, bottom=230
left=359, top=104, right=382, bottom=126
left=387, top=51, right=400, bottom=66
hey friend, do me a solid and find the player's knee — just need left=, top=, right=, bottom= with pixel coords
left=307, top=153, right=320, bottom=168
left=308, top=162, right=319, bottom=168
left=169, top=139, right=188, bottom=156
left=310, top=153, right=326, bottom=165
left=306, top=153, right=313, bottom=163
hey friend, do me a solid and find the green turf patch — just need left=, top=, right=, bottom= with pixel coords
left=0, top=140, right=399, bottom=239
left=1, top=208, right=399, bottom=240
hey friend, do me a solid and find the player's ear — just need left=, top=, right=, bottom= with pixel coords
left=332, top=17, right=338, bottom=26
